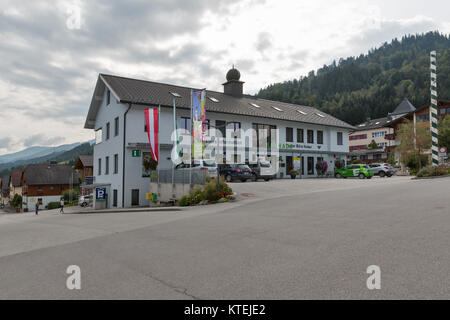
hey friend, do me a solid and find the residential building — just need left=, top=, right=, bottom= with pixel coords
left=84, top=68, right=354, bottom=208
left=22, top=164, right=79, bottom=210
left=74, top=155, right=94, bottom=196
left=386, top=99, right=450, bottom=163
left=9, top=169, right=24, bottom=199
left=1, top=175, right=10, bottom=205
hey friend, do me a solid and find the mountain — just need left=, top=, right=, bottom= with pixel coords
left=0, top=141, right=94, bottom=176
left=0, top=142, right=87, bottom=164
left=257, top=31, right=450, bottom=125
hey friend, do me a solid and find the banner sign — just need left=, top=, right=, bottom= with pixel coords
left=145, top=108, right=159, bottom=162
left=192, top=89, right=206, bottom=159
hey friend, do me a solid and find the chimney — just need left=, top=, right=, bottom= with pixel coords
left=223, top=66, right=244, bottom=97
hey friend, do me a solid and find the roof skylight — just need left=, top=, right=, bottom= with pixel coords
left=208, top=96, right=219, bottom=103
left=315, top=112, right=325, bottom=118
left=169, top=92, right=181, bottom=98
left=297, top=110, right=307, bottom=115
left=375, top=122, right=380, bottom=125
left=272, top=106, right=283, bottom=112
left=249, top=103, right=261, bottom=108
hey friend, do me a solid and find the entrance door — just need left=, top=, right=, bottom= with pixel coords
left=286, top=156, right=293, bottom=176
left=131, top=189, right=139, bottom=206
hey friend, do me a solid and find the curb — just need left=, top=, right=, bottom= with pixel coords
left=411, top=175, right=450, bottom=180
left=66, top=207, right=183, bottom=214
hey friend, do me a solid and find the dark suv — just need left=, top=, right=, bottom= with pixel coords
left=218, top=164, right=253, bottom=182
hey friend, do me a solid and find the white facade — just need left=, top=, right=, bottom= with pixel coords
left=91, top=88, right=351, bottom=208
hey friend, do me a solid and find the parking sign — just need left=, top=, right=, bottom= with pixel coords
left=96, top=188, right=107, bottom=201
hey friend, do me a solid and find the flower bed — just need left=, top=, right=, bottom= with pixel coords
left=178, top=177, right=234, bottom=206
left=416, top=164, right=450, bottom=178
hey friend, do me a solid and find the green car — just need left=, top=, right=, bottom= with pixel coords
left=335, top=164, right=374, bottom=179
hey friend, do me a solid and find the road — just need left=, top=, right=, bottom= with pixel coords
left=0, top=176, right=449, bottom=299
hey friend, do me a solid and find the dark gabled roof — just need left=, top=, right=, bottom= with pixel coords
left=10, top=169, right=23, bottom=187
left=391, top=98, right=416, bottom=115
left=75, top=155, right=93, bottom=169
left=85, top=74, right=355, bottom=130
left=24, top=164, right=79, bottom=186
left=353, top=117, right=391, bottom=131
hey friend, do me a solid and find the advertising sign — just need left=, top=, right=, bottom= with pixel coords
left=192, top=89, right=206, bottom=160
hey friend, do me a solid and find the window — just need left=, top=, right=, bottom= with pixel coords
left=131, top=189, right=139, bottom=206
left=286, top=127, right=293, bottom=142
left=227, top=122, right=241, bottom=138
left=114, top=117, right=119, bottom=136
left=113, top=190, right=118, bottom=207
left=297, top=129, right=304, bottom=143
left=440, top=108, right=446, bottom=115
left=374, top=154, right=383, bottom=159
left=297, top=110, right=307, bottom=115
left=204, top=119, right=210, bottom=136
left=360, top=155, right=368, bottom=160
left=180, top=117, right=191, bottom=132
left=106, top=122, right=110, bottom=140
left=208, top=96, right=219, bottom=103
left=252, top=123, right=277, bottom=151
left=416, top=114, right=429, bottom=121
left=307, top=157, right=314, bottom=175
left=215, top=120, right=226, bottom=138
left=337, top=132, right=343, bottom=145
left=95, top=128, right=102, bottom=144
left=372, top=131, right=387, bottom=138
left=249, top=103, right=261, bottom=108
left=106, top=89, right=111, bottom=105
left=315, top=112, right=325, bottom=118
left=317, top=130, right=323, bottom=144
left=105, top=156, right=109, bottom=175
left=114, top=154, right=119, bottom=174
left=98, top=158, right=102, bottom=175
left=307, top=130, right=314, bottom=144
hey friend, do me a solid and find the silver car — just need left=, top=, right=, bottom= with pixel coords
left=368, top=163, right=395, bottom=177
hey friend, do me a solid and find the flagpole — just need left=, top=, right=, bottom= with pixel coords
left=157, top=104, right=161, bottom=204
left=189, top=89, right=193, bottom=188
left=172, top=98, right=176, bottom=200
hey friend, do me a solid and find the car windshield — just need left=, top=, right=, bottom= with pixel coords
left=364, top=166, right=370, bottom=169
left=202, top=161, right=216, bottom=167
left=259, top=161, right=271, bottom=167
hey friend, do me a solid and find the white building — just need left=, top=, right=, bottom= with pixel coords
left=84, top=68, right=354, bottom=208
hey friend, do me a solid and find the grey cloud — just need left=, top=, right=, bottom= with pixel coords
left=0, top=137, right=13, bottom=150
left=255, top=32, right=272, bottom=53
left=23, top=134, right=65, bottom=147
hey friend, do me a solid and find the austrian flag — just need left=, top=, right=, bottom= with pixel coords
left=145, top=108, right=159, bottom=162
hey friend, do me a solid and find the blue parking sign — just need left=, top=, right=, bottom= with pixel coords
left=96, top=188, right=107, bottom=200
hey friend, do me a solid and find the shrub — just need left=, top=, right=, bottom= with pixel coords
left=47, top=202, right=61, bottom=210
left=62, top=189, right=79, bottom=202
left=416, top=165, right=450, bottom=177
left=11, top=194, right=22, bottom=209
left=177, top=177, right=233, bottom=206
left=406, top=154, right=429, bottom=172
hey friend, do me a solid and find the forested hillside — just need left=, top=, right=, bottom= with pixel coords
left=257, top=32, right=450, bottom=125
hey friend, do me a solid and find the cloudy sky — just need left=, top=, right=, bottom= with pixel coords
left=0, top=0, right=449, bottom=154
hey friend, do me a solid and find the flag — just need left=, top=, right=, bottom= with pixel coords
left=192, top=89, right=206, bottom=159
left=145, top=108, right=159, bottom=162
left=172, top=99, right=182, bottom=164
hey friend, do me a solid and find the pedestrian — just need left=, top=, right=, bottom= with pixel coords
left=323, top=161, right=328, bottom=176
left=35, top=201, right=39, bottom=215
left=60, top=198, right=64, bottom=213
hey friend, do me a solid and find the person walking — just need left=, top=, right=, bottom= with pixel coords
left=35, top=201, right=39, bottom=215
left=60, top=198, right=65, bottom=213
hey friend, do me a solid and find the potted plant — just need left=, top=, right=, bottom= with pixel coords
left=289, top=169, right=299, bottom=179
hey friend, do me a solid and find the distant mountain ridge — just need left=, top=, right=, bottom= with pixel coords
left=257, top=32, right=450, bottom=125
left=0, top=140, right=94, bottom=177
left=0, top=140, right=94, bottom=164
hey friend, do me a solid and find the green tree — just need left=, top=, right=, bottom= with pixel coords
left=397, top=119, right=431, bottom=170
left=368, top=140, right=379, bottom=150
left=11, top=194, right=22, bottom=209
left=438, top=116, right=450, bottom=150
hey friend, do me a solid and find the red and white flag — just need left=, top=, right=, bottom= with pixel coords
left=145, top=108, right=159, bottom=162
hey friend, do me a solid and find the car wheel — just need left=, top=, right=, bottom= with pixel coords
left=367, top=176, right=372, bottom=179
left=252, top=174, right=258, bottom=182
left=335, top=173, right=342, bottom=179
left=225, top=174, right=232, bottom=182
left=379, top=171, right=386, bottom=177
left=359, top=173, right=365, bottom=179
left=264, top=178, right=270, bottom=181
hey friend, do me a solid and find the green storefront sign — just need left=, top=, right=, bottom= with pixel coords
left=132, top=150, right=141, bottom=157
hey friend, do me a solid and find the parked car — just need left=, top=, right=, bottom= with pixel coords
left=175, top=160, right=218, bottom=178
left=335, top=164, right=374, bottom=179
left=78, top=194, right=93, bottom=207
left=247, top=160, right=276, bottom=181
left=218, top=164, right=253, bottom=182
left=368, top=163, right=396, bottom=177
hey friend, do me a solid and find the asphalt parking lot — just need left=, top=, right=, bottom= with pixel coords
left=0, top=176, right=449, bottom=299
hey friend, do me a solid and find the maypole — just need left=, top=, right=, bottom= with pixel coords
left=430, top=51, right=439, bottom=166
